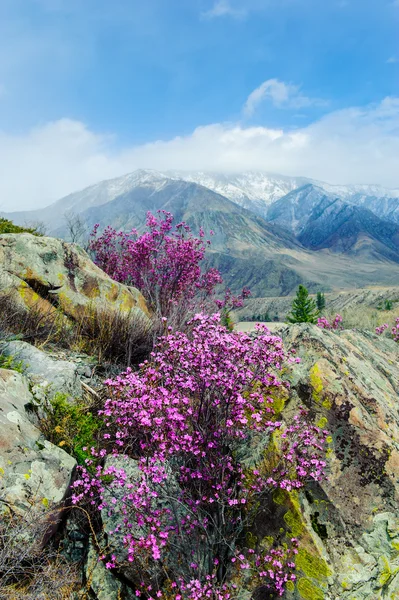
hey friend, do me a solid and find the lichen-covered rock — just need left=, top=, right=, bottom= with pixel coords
left=0, top=368, right=76, bottom=511
left=0, top=233, right=148, bottom=319
left=1, top=340, right=82, bottom=398
left=267, top=324, right=399, bottom=600
left=85, top=539, right=136, bottom=600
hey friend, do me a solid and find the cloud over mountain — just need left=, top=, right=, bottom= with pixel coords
left=1, top=97, right=399, bottom=211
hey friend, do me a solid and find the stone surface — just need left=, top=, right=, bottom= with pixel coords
left=0, top=233, right=149, bottom=319
left=85, top=540, right=135, bottom=600
left=1, top=340, right=82, bottom=398
left=0, top=368, right=76, bottom=511
left=270, top=324, right=399, bottom=600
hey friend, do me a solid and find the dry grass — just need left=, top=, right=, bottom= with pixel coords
left=73, top=303, right=154, bottom=367
left=0, top=290, right=154, bottom=368
left=0, top=290, right=71, bottom=348
left=328, top=306, right=396, bottom=331
left=0, top=503, right=80, bottom=600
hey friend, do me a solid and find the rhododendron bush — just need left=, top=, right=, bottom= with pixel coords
left=89, top=211, right=249, bottom=329
left=376, top=317, right=399, bottom=342
left=73, top=314, right=328, bottom=598
left=317, top=314, right=343, bottom=330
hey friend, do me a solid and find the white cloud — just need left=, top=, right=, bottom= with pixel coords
left=1, top=97, right=399, bottom=211
left=387, top=56, right=398, bottom=64
left=202, top=1, right=247, bottom=19
left=243, top=79, right=325, bottom=116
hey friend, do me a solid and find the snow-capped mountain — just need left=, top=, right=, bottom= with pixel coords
left=3, top=168, right=399, bottom=296
left=5, top=168, right=399, bottom=229
left=165, top=171, right=311, bottom=218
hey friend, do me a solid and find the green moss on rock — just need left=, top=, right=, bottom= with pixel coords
left=297, top=577, right=325, bottom=600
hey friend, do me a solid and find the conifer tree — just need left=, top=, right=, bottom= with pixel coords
left=287, top=285, right=319, bottom=323
left=317, top=291, right=326, bottom=312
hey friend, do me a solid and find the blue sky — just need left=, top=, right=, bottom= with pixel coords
left=0, top=0, right=399, bottom=209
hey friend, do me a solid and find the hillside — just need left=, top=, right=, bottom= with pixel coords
left=1, top=233, right=399, bottom=599
left=235, top=286, right=399, bottom=325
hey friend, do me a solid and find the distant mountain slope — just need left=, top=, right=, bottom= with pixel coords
left=65, top=178, right=310, bottom=296
left=266, top=184, right=399, bottom=262
left=266, top=184, right=333, bottom=235
left=165, top=171, right=311, bottom=219
left=299, top=201, right=399, bottom=262
left=3, top=169, right=399, bottom=296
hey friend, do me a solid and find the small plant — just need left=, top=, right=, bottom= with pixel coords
left=376, top=317, right=399, bottom=342
left=0, top=480, right=80, bottom=599
left=375, top=323, right=389, bottom=336
left=316, top=292, right=326, bottom=312
left=287, top=285, right=319, bottom=324
left=392, top=317, right=399, bottom=342
left=0, top=353, right=25, bottom=373
left=385, top=299, right=393, bottom=311
left=39, top=392, right=103, bottom=465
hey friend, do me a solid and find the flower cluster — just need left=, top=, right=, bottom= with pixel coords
left=375, top=323, right=389, bottom=336
left=214, top=287, right=251, bottom=311
left=391, top=317, right=399, bottom=342
left=375, top=318, right=399, bottom=342
left=317, top=314, right=343, bottom=330
left=89, top=212, right=226, bottom=323
left=73, top=314, right=328, bottom=598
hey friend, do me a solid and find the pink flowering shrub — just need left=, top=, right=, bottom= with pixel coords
left=375, top=323, right=389, bottom=336
left=391, top=317, right=399, bottom=342
left=89, top=212, right=249, bottom=329
left=317, top=314, right=343, bottom=331
left=375, top=318, right=399, bottom=341
left=73, top=314, right=328, bottom=598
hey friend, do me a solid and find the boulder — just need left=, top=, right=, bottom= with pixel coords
left=1, top=340, right=82, bottom=398
left=268, top=324, right=399, bottom=600
left=0, top=233, right=148, bottom=319
left=0, top=368, right=76, bottom=512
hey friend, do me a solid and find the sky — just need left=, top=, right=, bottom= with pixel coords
left=0, top=0, right=399, bottom=210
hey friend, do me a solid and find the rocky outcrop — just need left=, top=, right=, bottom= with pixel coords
left=0, top=233, right=148, bottom=319
left=0, top=368, right=76, bottom=512
left=272, top=324, right=399, bottom=600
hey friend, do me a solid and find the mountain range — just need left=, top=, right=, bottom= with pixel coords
left=3, top=169, right=399, bottom=296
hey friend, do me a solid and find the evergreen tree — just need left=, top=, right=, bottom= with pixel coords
left=287, top=285, right=319, bottom=324
left=316, top=291, right=326, bottom=312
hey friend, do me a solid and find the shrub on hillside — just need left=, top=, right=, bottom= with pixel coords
left=0, top=290, right=70, bottom=346
left=89, top=211, right=249, bottom=330
left=0, top=290, right=154, bottom=367
left=73, top=313, right=329, bottom=598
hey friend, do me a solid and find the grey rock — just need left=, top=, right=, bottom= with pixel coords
left=1, top=340, right=82, bottom=399
left=0, top=368, right=76, bottom=511
left=0, top=233, right=149, bottom=319
left=85, top=538, right=136, bottom=600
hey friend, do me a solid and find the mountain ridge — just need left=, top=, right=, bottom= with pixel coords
left=3, top=169, right=399, bottom=296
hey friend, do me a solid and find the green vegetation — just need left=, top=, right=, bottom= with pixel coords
left=39, top=392, right=103, bottom=465
left=316, top=291, right=326, bottom=312
left=0, top=217, right=42, bottom=236
left=0, top=353, right=25, bottom=373
left=287, top=285, right=319, bottom=324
